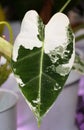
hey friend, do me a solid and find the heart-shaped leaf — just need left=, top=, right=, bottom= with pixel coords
left=11, top=10, right=75, bottom=125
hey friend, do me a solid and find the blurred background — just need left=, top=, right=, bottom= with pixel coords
left=0, top=0, right=84, bottom=130
left=0, top=0, right=84, bottom=23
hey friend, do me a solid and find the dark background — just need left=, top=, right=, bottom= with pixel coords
left=0, top=0, right=84, bottom=21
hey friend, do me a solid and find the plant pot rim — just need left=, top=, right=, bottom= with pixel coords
left=0, top=89, right=18, bottom=113
left=65, top=70, right=81, bottom=86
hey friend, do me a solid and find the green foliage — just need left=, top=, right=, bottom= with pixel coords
left=72, top=24, right=84, bottom=74
left=0, top=61, right=11, bottom=86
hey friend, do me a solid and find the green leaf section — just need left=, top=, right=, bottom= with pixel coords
left=37, top=16, right=45, bottom=42
left=0, top=62, right=12, bottom=86
left=12, top=46, right=68, bottom=122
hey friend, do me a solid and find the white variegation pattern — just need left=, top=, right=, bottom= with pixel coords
left=12, top=10, right=75, bottom=124
left=13, top=11, right=42, bottom=62
left=44, top=12, right=69, bottom=53
left=12, top=10, right=75, bottom=67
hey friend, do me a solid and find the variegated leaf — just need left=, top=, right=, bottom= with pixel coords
left=11, top=10, right=75, bottom=125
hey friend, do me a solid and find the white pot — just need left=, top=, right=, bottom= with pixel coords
left=1, top=71, right=80, bottom=130
left=35, top=70, right=80, bottom=130
left=0, top=89, right=18, bottom=130
left=40, top=75, right=79, bottom=130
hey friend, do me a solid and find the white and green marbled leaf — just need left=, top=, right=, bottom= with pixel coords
left=11, top=10, right=75, bottom=125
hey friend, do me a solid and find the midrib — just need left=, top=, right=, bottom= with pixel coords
left=38, top=41, right=44, bottom=119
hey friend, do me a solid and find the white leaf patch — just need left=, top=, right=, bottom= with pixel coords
left=44, top=12, right=69, bottom=53
left=13, top=10, right=42, bottom=62
left=12, top=10, right=75, bottom=72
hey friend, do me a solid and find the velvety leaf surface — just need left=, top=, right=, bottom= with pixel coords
left=11, top=10, right=75, bottom=124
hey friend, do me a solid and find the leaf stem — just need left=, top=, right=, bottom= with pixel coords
left=0, top=37, right=12, bottom=61
left=59, top=0, right=71, bottom=13
left=0, top=21, right=13, bottom=44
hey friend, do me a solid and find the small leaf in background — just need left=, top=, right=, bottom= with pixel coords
left=11, top=10, right=75, bottom=125
left=0, top=56, right=12, bottom=86
left=0, top=5, right=5, bottom=35
left=72, top=24, right=84, bottom=75
left=73, top=49, right=84, bottom=75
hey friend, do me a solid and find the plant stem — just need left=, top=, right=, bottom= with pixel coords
left=0, top=37, right=12, bottom=61
left=0, top=21, right=13, bottom=44
left=59, top=0, right=71, bottom=13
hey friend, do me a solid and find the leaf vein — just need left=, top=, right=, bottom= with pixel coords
left=17, top=49, right=41, bottom=63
